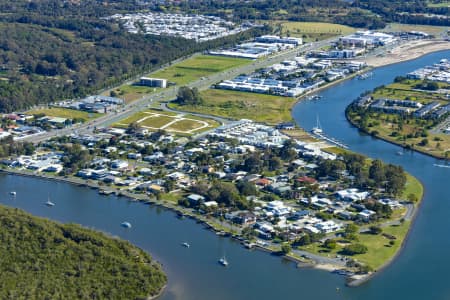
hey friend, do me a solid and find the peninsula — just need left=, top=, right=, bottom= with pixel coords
left=347, top=59, right=450, bottom=159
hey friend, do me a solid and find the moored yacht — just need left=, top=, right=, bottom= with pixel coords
left=218, top=257, right=228, bottom=266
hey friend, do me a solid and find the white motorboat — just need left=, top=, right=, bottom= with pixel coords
left=121, top=221, right=132, bottom=228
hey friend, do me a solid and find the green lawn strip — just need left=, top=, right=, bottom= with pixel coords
left=170, top=89, right=296, bottom=124
left=385, top=23, right=449, bottom=35
left=426, top=1, right=450, bottom=8
left=372, top=88, right=449, bottom=103
left=26, top=107, right=102, bottom=121
left=160, top=192, right=182, bottom=204
left=150, top=55, right=251, bottom=86
left=298, top=243, right=340, bottom=257
left=402, top=173, right=424, bottom=202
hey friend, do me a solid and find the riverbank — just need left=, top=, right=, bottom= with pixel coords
left=360, top=39, right=450, bottom=68
left=0, top=168, right=351, bottom=277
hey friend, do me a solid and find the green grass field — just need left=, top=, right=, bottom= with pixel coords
left=384, top=23, right=449, bottom=35
left=150, top=55, right=251, bottom=86
left=355, top=222, right=410, bottom=270
left=104, top=55, right=251, bottom=103
left=114, top=109, right=219, bottom=134
left=140, top=115, right=174, bottom=128
left=372, top=80, right=449, bottom=103
left=169, top=89, right=296, bottom=124
left=427, top=0, right=450, bottom=7
left=299, top=221, right=411, bottom=270
left=26, top=107, right=102, bottom=121
left=402, top=173, right=424, bottom=201
left=280, top=22, right=355, bottom=42
left=106, top=85, right=161, bottom=103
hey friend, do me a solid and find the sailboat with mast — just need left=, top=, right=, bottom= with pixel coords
left=45, top=194, right=55, bottom=207
left=311, top=115, right=323, bottom=134
left=218, top=255, right=228, bottom=266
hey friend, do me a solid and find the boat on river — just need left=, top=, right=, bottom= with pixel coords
left=182, top=242, right=190, bottom=248
left=218, top=256, right=228, bottom=267
left=357, top=72, right=373, bottom=80
left=45, top=197, right=55, bottom=207
left=10, top=191, right=16, bottom=196
left=433, top=163, right=450, bottom=168
left=311, top=116, right=348, bottom=149
left=121, top=221, right=132, bottom=228
left=311, top=115, right=323, bottom=134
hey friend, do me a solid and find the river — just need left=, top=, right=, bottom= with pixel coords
left=1, top=50, right=450, bottom=300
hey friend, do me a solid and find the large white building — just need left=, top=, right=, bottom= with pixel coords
left=140, top=77, right=167, bottom=88
left=339, top=31, right=396, bottom=47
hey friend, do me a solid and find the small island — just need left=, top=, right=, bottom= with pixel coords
left=346, top=59, right=450, bottom=159
left=0, top=205, right=166, bottom=299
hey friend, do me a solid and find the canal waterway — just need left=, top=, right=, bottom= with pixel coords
left=1, top=50, right=449, bottom=300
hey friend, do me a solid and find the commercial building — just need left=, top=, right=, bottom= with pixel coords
left=339, top=31, right=396, bottom=47
left=139, top=77, right=167, bottom=88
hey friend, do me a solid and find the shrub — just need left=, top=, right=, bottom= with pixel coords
left=342, top=243, right=368, bottom=255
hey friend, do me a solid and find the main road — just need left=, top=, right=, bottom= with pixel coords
left=23, top=38, right=335, bottom=144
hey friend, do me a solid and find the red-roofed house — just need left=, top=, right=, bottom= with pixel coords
left=256, top=178, right=272, bottom=187
left=296, top=176, right=317, bottom=184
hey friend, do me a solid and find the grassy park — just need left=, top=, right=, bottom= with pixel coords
left=114, top=109, right=219, bottom=135
left=169, top=89, right=296, bottom=124
left=26, top=107, right=102, bottom=121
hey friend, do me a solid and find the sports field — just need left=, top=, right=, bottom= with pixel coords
left=115, top=109, right=219, bottom=135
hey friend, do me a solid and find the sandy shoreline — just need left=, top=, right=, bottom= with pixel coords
left=361, top=39, right=450, bottom=67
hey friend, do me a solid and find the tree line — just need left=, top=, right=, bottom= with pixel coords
left=0, top=205, right=166, bottom=299
left=0, top=0, right=270, bottom=113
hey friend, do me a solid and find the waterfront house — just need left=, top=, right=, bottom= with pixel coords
left=358, top=209, right=376, bottom=221
left=187, top=194, right=206, bottom=205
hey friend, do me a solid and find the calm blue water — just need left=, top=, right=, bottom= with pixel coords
left=1, top=50, right=449, bottom=300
